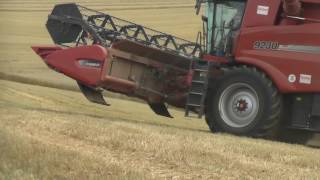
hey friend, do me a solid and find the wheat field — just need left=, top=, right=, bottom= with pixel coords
left=1, top=80, right=320, bottom=179
left=0, top=0, right=320, bottom=179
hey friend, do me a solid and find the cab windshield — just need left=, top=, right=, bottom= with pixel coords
left=205, top=1, right=246, bottom=56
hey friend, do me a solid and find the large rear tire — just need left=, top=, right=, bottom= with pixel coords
left=205, top=66, right=282, bottom=138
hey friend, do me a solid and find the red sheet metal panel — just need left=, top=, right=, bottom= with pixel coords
left=33, top=45, right=107, bottom=86
left=236, top=23, right=320, bottom=93
left=242, top=0, right=281, bottom=27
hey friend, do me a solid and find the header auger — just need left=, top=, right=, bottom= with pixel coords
left=33, top=0, right=320, bottom=139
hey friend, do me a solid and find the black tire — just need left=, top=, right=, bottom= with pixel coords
left=205, top=66, right=282, bottom=138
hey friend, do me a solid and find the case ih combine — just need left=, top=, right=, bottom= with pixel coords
left=32, top=0, right=320, bottom=138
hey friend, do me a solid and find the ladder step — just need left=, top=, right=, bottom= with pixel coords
left=185, top=114, right=204, bottom=118
left=193, top=62, right=209, bottom=69
left=192, top=80, right=206, bottom=84
left=186, top=104, right=202, bottom=107
left=189, top=92, right=204, bottom=95
left=185, top=107, right=204, bottom=118
left=193, top=69, right=208, bottom=72
left=188, top=94, right=202, bottom=104
left=190, top=85, right=206, bottom=93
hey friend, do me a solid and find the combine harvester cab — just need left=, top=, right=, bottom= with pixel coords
left=32, top=3, right=204, bottom=117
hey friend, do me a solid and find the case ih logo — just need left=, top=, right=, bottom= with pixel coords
left=254, top=41, right=279, bottom=50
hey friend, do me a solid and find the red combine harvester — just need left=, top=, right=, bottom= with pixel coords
left=32, top=0, right=320, bottom=138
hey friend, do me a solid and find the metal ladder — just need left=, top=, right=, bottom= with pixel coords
left=185, top=60, right=210, bottom=118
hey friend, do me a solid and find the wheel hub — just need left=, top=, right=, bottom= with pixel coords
left=235, top=99, right=248, bottom=112
left=219, top=83, right=259, bottom=128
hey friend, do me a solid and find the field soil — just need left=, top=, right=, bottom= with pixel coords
left=0, top=0, right=320, bottom=179
left=1, top=80, right=320, bottom=179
